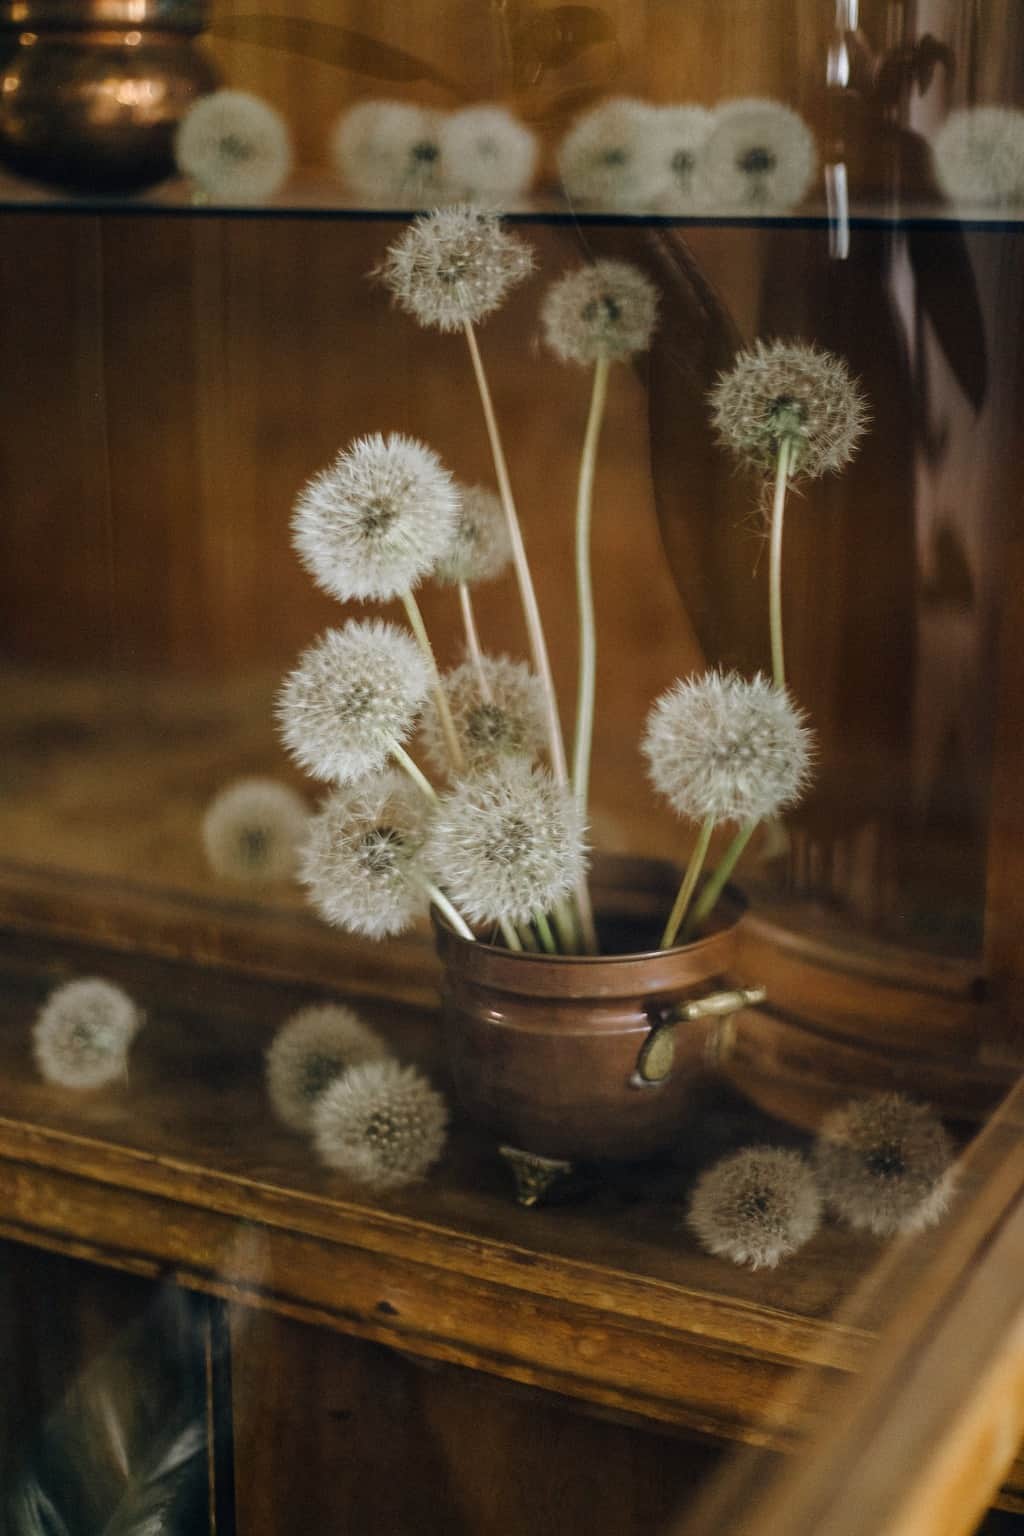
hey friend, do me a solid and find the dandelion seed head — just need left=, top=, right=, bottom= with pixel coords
left=175, top=89, right=292, bottom=203
left=699, top=98, right=816, bottom=212
left=331, top=100, right=445, bottom=204
left=814, top=1093, right=956, bottom=1237
left=643, top=671, right=813, bottom=826
left=931, top=107, right=1024, bottom=205
left=425, top=761, right=587, bottom=926
left=710, top=339, right=869, bottom=479
left=541, top=259, right=659, bottom=365
left=687, top=1146, right=822, bottom=1269
left=440, top=105, right=538, bottom=201
left=201, top=778, right=308, bottom=883
left=277, top=621, right=431, bottom=784
left=32, top=978, right=141, bottom=1091
left=266, top=1003, right=392, bottom=1133
left=557, top=97, right=662, bottom=210
left=300, top=771, right=432, bottom=939
left=420, top=655, right=546, bottom=778
left=379, top=205, right=535, bottom=332
left=292, top=433, right=460, bottom=603
left=433, top=485, right=511, bottom=586
left=313, top=1059, right=448, bottom=1190
left=634, top=104, right=714, bottom=212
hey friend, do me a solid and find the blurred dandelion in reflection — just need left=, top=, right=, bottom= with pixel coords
left=266, top=1003, right=392, bottom=1133
left=440, top=105, right=538, bottom=202
left=33, top=978, right=142, bottom=1090
left=175, top=89, right=292, bottom=203
left=202, top=778, right=308, bottom=883
left=699, top=99, right=816, bottom=212
left=814, top=1093, right=957, bottom=1237
left=557, top=98, right=661, bottom=210
left=331, top=100, right=445, bottom=204
left=931, top=106, right=1024, bottom=206
left=635, top=104, right=713, bottom=212
left=688, top=1146, right=822, bottom=1269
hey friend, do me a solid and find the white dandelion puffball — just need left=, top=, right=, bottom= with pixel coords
left=331, top=100, right=445, bottom=204
left=379, top=204, right=535, bottom=332
left=300, top=772, right=432, bottom=939
left=175, top=90, right=292, bottom=204
left=266, top=1003, right=392, bottom=1133
left=814, top=1094, right=957, bottom=1237
left=201, top=778, right=308, bottom=883
left=433, top=484, right=511, bottom=587
left=292, top=433, right=460, bottom=604
left=440, top=105, right=538, bottom=202
left=643, top=671, right=813, bottom=826
left=557, top=97, right=662, bottom=210
left=710, top=339, right=869, bottom=480
left=277, top=621, right=431, bottom=784
left=425, top=760, right=587, bottom=927
left=420, top=656, right=547, bottom=778
left=541, top=259, right=659, bottom=366
left=313, top=1060, right=448, bottom=1191
left=931, top=107, right=1024, bottom=206
left=635, top=104, right=714, bottom=212
left=699, top=98, right=817, bottom=212
left=688, top=1146, right=822, bottom=1269
left=32, top=978, right=141, bottom=1091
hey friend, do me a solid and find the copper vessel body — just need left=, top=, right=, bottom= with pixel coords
left=434, top=858, right=753, bottom=1162
left=0, top=0, right=217, bottom=193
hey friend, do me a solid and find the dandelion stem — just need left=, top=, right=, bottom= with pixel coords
left=499, top=916, right=524, bottom=951
left=402, top=589, right=465, bottom=775
left=458, top=581, right=493, bottom=702
left=422, top=880, right=476, bottom=941
left=534, top=910, right=558, bottom=954
left=462, top=318, right=597, bottom=953
left=769, top=435, right=793, bottom=691
left=572, top=353, right=610, bottom=823
left=391, top=743, right=438, bottom=804
left=661, top=815, right=715, bottom=949
left=552, top=897, right=580, bottom=952
left=518, top=920, right=540, bottom=951
left=683, top=819, right=757, bottom=940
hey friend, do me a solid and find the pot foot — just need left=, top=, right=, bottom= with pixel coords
left=499, top=1145, right=575, bottom=1207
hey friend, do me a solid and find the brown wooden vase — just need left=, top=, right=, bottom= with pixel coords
left=433, top=856, right=763, bottom=1164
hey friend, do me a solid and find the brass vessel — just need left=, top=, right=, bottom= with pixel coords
left=0, top=0, right=217, bottom=194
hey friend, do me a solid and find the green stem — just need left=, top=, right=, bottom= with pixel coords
left=391, top=743, right=437, bottom=804
left=572, top=353, right=610, bottom=823
left=534, top=910, right=558, bottom=954
left=421, top=880, right=475, bottom=941
left=552, top=898, right=580, bottom=953
left=499, top=916, right=523, bottom=951
left=769, top=436, right=793, bottom=691
left=462, top=320, right=598, bottom=954
left=682, top=820, right=758, bottom=940
left=458, top=582, right=493, bottom=702
left=402, top=588, right=465, bottom=775
left=518, top=920, right=540, bottom=951
left=660, top=816, right=715, bottom=949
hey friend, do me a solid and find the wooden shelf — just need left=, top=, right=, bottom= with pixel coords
left=0, top=925, right=1020, bottom=1509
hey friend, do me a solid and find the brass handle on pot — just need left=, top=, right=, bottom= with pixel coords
left=630, top=985, right=767, bottom=1088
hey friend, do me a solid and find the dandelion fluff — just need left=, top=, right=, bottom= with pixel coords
left=635, top=104, right=714, bottom=212
left=440, top=105, right=538, bottom=201
left=433, top=484, right=511, bottom=586
left=541, top=259, right=659, bottom=366
left=201, top=777, right=308, bottom=883
left=379, top=204, right=535, bottom=333
left=300, top=772, right=432, bottom=939
left=32, top=978, right=141, bottom=1091
left=931, top=106, right=1024, bottom=206
left=331, top=100, right=445, bottom=204
left=688, top=1146, right=822, bottom=1269
left=643, top=671, right=813, bottom=826
left=710, top=338, right=869, bottom=480
left=814, top=1093, right=957, bottom=1237
left=175, top=89, right=292, bottom=203
left=266, top=1003, right=391, bottom=1133
left=699, top=98, right=816, bottom=212
left=277, top=621, right=431, bottom=784
left=557, top=97, right=662, bottom=210
left=313, top=1059, right=448, bottom=1190
left=420, top=655, right=546, bottom=777
left=425, top=760, right=586, bottom=926
left=292, top=433, right=461, bottom=604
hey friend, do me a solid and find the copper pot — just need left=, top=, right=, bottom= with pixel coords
left=0, top=0, right=217, bottom=193
left=433, top=856, right=763, bottom=1167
